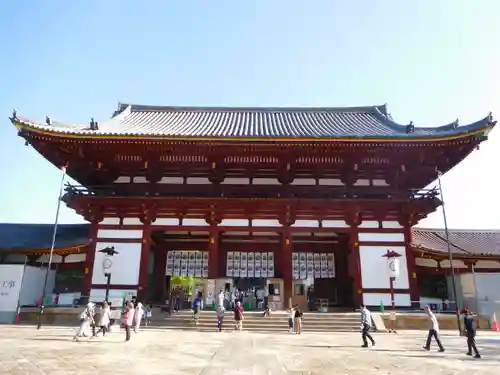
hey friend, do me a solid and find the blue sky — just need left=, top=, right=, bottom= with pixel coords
left=0, top=0, right=499, bottom=228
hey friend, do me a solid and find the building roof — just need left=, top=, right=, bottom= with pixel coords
left=0, top=223, right=90, bottom=253
left=412, top=228, right=500, bottom=257
left=11, top=104, right=496, bottom=140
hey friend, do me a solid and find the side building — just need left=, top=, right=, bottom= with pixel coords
left=8, top=103, right=496, bottom=309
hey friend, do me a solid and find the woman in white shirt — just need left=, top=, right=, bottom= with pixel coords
left=95, top=301, right=111, bottom=336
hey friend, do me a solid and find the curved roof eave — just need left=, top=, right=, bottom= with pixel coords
left=371, top=106, right=496, bottom=136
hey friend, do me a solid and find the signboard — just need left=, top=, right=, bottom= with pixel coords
left=166, top=251, right=209, bottom=277
left=292, top=252, right=335, bottom=279
left=0, top=265, right=24, bottom=312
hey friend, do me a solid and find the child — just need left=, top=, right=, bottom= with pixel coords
left=288, top=306, right=295, bottom=333
left=234, top=301, right=244, bottom=331
left=145, top=304, right=152, bottom=326
left=192, top=294, right=202, bottom=325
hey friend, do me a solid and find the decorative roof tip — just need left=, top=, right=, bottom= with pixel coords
left=89, top=117, right=99, bottom=131
left=11, top=109, right=17, bottom=120
left=406, top=121, right=415, bottom=134
left=45, top=116, right=51, bottom=126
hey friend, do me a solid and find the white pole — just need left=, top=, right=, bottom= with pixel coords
left=37, top=166, right=66, bottom=329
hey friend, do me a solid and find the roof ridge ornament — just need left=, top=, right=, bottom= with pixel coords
left=45, top=116, right=51, bottom=126
left=406, top=121, right=415, bottom=134
left=452, top=119, right=459, bottom=129
left=11, top=109, right=17, bottom=120
left=89, top=117, right=99, bottom=131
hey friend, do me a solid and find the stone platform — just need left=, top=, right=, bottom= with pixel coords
left=0, top=326, right=498, bottom=374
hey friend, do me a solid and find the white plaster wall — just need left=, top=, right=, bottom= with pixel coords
left=252, top=178, right=280, bottom=185
left=358, top=221, right=379, bottom=228
left=475, top=261, right=500, bottom=269
left=475, top=273, right=500, bottom=302
left=158, top=177, right=183, bottom=184
left=363, top=293, right=411, bottom=307
left=183, top=219, right=208, bottom=226
left=101, top=217, right=120, bottom=225
left=92, top=242, right=142, bottom=285
left=221, top=178, right=250, bottom=185
left=219, top=219, right=249, bottom=227
left=97, top=229, right=143, bottom=239
left=90, top=288, right=137, bottom=303
left=123, top=217, right=143, bottom=225
left=381, top=221, right=403, bottom=229
left=153, top=218, right=179, bottom=226
left=19, top=266, right=56, bottom=306
left=322, top=220, right=348, bottom=228
left=358, top=232, right=405, bottom=243
left=291, top=220, right=319, bottom=228
left=318, top=178, right=343, bottom=186
left=252, top=219, right=281, bottom=227
left=359, top=245, right=409, bottom=289
left=290, top=178, right=316, bottom=186
left=415, top=258, right=437, bottom=267
left=439, top=259, right=467, bottom=268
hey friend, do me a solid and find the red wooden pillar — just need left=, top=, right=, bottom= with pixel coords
left=346, top=210, right=362, bottom=308
left=137, top=223, right=152, bottom=301
left=402, top=222, right=420, bottom=307
left=82, top=222, right=99, bottom=298
left=282, top=228, right=293, bottom=309
left=153, top=248, right=167, bottom=303
left=208, top=227, right=220, bottom=278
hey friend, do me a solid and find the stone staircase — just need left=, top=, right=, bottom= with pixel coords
left=144, top=309, right=361, bottom=332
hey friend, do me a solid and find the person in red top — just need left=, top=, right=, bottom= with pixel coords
left=234, top=301, right=244, bottom=331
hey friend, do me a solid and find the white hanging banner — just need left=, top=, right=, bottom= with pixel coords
left=387, top=257, right=400, bottom=279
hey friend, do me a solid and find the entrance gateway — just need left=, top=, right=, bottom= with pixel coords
left=155, top=229, right=349, bottom=310
left=10, top=103, right=495, bottom=309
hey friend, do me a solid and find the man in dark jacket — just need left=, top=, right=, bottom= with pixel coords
left=462, top=309, right=481, bottom=358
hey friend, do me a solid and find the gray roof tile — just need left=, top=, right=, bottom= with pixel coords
left=412, top=228, right=500, bottom=256
left=11, top=103, right=495, bottom=139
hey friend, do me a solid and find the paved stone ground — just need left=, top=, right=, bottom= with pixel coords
left=0, top=326, right=498, bottom=375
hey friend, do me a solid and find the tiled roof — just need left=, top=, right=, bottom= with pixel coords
left=0, top=223, right=90, bottom=253
left=11, top=104, right=496, bottom=140
left=412, top=228, right=500, bottom=256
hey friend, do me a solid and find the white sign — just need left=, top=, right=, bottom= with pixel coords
left=0, top=265, right=25, bottom=312
left=387, top=257, right=400, bottom=279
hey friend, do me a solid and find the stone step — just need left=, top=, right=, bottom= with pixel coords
left=141, top=326, right=359, bottom=332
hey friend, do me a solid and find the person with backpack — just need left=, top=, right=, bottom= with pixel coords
left=192, top=292, right=202, bottom=325
left=462, top=309, right=481, bottom=358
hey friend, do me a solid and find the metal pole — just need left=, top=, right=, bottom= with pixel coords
left=437, top=172, right=462, bottom=334
left=390, top=276, right=396, bottom=332
left=105, top=273, right=111, bottom=302
left=37, top=166, right=66, bottom=330
left=15, top=255, right=29, bottom=324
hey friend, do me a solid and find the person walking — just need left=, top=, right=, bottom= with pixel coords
left=216, top=289, right=226, bottom=332
left=192, top=293, right=202, bottom=325
left=95, top=301, right=111, bottom=337
left=134, top=302, right=144, bottom=333
left=73, top=302, right=95, bottom=341
left=123, top=302, right=135, bottom=342
left=462, top=309, right=481, bottom=358
left=360, top=304, right=375, bottom=347
left=422, top=306, right=445, bottom=352
left=293, top=305, right=303, bottom=334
